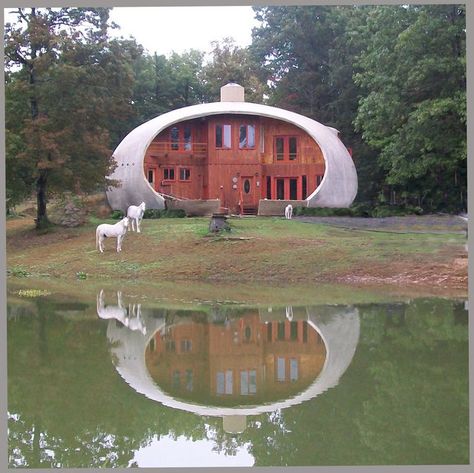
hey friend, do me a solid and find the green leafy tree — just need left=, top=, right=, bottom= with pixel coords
left=202, top=37, right=266, bottom=103
left=250, top=6, right=382, bottom=205
left=354, top=5, right=466, bottom=211
left=4, top=8, right=135, bottom=228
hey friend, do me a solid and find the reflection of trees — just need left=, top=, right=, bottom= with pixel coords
left=7, top=298, right=209, bottom=468
left=8, top=297, right=468, bottom=467
left=354, top=299, right=469, bottom=465
left=206, top=300, right=468, bottom=466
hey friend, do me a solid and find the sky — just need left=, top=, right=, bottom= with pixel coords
left=129, top=434, right=254, bottom=467
left=108, top=6, right=259, bottom=57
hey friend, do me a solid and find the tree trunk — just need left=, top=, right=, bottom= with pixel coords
left=35, top=169, right=49, bottom=230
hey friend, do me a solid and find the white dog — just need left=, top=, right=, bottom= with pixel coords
left=127, top=202, right=146, bottom=233
left=285, top=204, right=293, bottom=220
left=96, top=216, right=129, bottom=253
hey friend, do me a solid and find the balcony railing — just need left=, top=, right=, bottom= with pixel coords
left=148, top=141, right=208, bottom=159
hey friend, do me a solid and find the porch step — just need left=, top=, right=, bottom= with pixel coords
left=242, top=206, right=258, bottom=216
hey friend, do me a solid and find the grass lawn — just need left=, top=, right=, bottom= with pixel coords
left=6, top=215, right=468, bottom=303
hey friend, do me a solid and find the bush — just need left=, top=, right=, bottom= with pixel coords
left=143, top=208, right=186, bottom=219
left=371, top=205, right=423, bottom=218
left=143, top=209, right=162, bottom=219
left=293, top=207, right=353, bottom=217
left=293, top=203, right=423, bottom=218
left=111, top=210, right=124, bottom=219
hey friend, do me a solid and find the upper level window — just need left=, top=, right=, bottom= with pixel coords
left=274, top=136, right=298, bottom=161
left=276, top=137, right=284, bottom=160
left=289, top=137, right=297, bottom=160
left=239, top=124, right=255, bottom=149
left=170, top=124, right=192, bottom=151
left=216, top=124, right=232, bottom=149
left=171, top=127, right=179, bottom=150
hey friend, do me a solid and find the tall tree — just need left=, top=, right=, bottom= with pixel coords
left=250, top=6, right=382, bottom=205
left=354, top=5, right=466, bottom=211
left=202, top=37, right=266, bottom=103
left=4, top=8, right=135, bottom=228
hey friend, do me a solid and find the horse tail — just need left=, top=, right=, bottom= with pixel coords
left=96, top=226, right=100, bottom=250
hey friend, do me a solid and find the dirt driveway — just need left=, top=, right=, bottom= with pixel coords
left=296, top=214, right=468, bottom=234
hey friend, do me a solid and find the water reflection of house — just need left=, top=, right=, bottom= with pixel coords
left=145, top=310, right=326, bottom=405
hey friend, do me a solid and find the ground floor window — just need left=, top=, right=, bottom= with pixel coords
left=163, top=168, right=175, bottom=181
left=289, top=178, right=298, bottom=200
left=147, top=169, right=155, bottom=185
left=179, top=168, right=191, bottom=181
left=266, top=175, right=320, bottom=200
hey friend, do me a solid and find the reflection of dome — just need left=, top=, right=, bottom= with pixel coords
left=104, top=305, right=360, bottom=417
left=144, top=310, right=327, bottom=406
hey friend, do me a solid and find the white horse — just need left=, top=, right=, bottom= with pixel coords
left=96, top=217, right=129, bottom=253
left=127, top=202, right=146, bottom=233
left=285, top=204, right=293, bottom=220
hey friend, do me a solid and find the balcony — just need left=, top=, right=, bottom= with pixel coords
left=147, top=141, right=208, bottom=160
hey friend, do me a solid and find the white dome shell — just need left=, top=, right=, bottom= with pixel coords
left=106, top=101, right=358, bottom=211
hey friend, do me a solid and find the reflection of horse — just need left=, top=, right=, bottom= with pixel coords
left=96, top=290, right=146, bottom=334
left=96, top=217, right=129, bottom=253
left=127, top=202, right=146, bottom=233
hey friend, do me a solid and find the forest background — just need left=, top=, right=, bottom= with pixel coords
left=4, top=5, right=467, bottom=228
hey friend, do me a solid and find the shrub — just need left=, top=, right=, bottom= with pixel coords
left=143, top=209, right=162, bottom=219
left=293, top=207, right=353, bottom=217
left=143, top=208, right=186, bottom=219
left=111, top=210, right=124, bottom=219
left=371, top=205, right=423, bottom=218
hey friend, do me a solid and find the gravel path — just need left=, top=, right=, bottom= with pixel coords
left=295, top=214, right=468, bottom=234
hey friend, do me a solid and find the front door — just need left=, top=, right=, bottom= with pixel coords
left=241, top=176, right=256, bottom=207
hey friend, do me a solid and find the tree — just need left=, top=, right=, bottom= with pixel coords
left=250, top=6, right=382, bottom=205
left=4, top=8, right=135, bottom=228
left=202, top=38, right=266, bottom=103
left=354, top=5, right=466, bottom=211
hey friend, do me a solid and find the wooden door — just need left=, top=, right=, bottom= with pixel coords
left=241, top=176, right=256, bottom=207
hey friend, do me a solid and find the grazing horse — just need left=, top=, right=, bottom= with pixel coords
left=127, top=202, right=146, bottom=233
left=96, top=217, right=129, bottom=253
left=285, top=204, right=293, bottom=220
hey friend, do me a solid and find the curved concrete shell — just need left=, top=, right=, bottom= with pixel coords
left=103, top=305, right=360, bottom=417
left=106, top=101, right=358, bottom=211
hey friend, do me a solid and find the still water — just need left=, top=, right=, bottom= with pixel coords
left=7, top=287, right=469, bottom=467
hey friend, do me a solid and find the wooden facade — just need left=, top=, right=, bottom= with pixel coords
left=143, top=114, right=326, bottom=214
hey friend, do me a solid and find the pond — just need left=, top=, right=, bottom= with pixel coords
left=7, top=285, right=469, bottom=468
